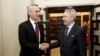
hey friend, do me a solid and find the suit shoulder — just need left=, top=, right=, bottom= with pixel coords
left=75, top=24, right=84, bottom=31
left=76, top=25, right=85, bottom=35
left=19, top=20, right=29, bottom=27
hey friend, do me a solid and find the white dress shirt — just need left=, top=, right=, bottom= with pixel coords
left=66, top=22, right=75, bottom=35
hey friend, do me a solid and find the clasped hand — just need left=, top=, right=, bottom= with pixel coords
left=39, top=43, right=49, bottom=51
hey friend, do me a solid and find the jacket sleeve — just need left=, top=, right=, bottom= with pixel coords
left=48, top=40, right=60, bottom=50
left=48, top=28, right=62, bottom=50
left=18, top=24, right=39, bottom=50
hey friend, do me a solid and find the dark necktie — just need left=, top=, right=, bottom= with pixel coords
left=35, top=23, right=39, bottom=41
left=64, top=27, right=68, bottom=37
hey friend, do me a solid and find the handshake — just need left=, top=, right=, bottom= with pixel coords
left=39, top=43, right=49, bottom=51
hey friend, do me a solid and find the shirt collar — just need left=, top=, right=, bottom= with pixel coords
left=66, top=22, right=75, bottom=29
left=29, top=18, right=36, bottom=24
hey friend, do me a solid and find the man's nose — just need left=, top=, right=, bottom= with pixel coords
left=62, top=17, right=64, bottom=19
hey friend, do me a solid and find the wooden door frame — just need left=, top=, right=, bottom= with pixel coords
left=90, top=4, right=100, bottom=56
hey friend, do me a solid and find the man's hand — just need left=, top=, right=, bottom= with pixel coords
left=39, top=43, right=49, bottom=51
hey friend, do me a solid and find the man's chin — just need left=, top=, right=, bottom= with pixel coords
left=63, top=23, right=68, bottom=26
left=63, top=23, right=67, bottom=26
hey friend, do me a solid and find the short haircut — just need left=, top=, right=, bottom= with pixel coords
left=27, top=4, right=39, bottom=13
left=65, top=8, right=76, bottom=19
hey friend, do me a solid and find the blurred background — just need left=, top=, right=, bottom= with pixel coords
left=0, top=0, right=100, bottom=56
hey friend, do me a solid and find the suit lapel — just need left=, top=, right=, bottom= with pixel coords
left=60, top=26, right=66, bottom=41
left=27, top=20, right=36, bottom=33
left=27, top=20, right=38, bottom=42
left=63, top=24, right=78, bottom=43
left=27, top=20, right=41, bottom=34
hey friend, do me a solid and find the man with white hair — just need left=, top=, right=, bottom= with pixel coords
left=41, top=8, right=87, bottom=56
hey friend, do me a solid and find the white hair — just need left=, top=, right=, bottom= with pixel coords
left=65, top=8, right=76, bottom=19
left=27, top=4, right=39, bottom=13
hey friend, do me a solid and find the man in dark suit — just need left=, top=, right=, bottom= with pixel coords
left=41, top=8, right=86, bottom=56
left=18, top=4, right=45, bottom=56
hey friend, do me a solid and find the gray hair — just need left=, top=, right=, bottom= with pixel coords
left=65, top=8, right=76, bottom=19
left=27, top=4, right=39, bottom=13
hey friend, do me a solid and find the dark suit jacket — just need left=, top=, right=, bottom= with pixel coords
left=18, top=20, right=45, bottom=56
left=49, top=23, right=86, bottom=56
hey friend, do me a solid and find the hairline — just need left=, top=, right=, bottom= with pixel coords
left=27, top=4, right=40, bottom=13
